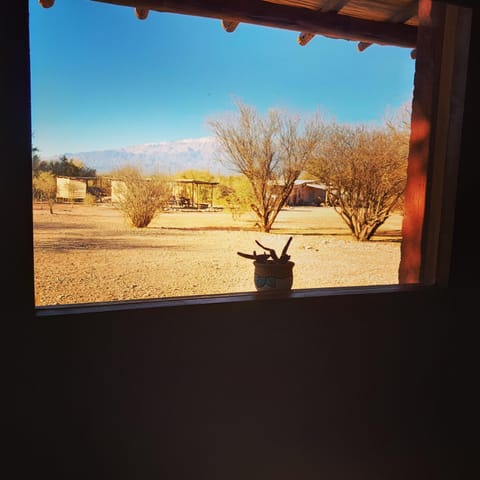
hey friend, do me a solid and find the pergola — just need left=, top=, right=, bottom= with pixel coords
left=173, top=178, right=219, bottom=209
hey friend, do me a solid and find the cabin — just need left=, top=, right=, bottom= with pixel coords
left=287, top=179, right=329, bottom=206
left=4, top=1, right=475, bottom=479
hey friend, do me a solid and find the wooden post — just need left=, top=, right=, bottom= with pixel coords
left=399, top=0, right=471, bottom=285
left=399, top=0, right=444, bottom=284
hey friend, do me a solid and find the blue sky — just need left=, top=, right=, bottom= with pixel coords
left=29, top=0, right=415, bottom=158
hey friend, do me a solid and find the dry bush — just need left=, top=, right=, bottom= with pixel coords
left=113, top=167, right=170, bottom=228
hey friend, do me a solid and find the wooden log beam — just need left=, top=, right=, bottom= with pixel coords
left=263, top=0, right=349, bottom=11
left=357, top=41, right=371, bottom=51
left=222, top=19, right=239, bottom=32
left=135, top=7, right=149, bottom=19
left=389, top=1, right=418, bottom=23
left=297, top=0, right=351, bottom=45
left=354, top=1, right=417, bottom=53
left=39, top=0, right=55, bottom=7
left=93, top=0, right=417, bottom=48
left=319, top=0, right=350, bottom=13
left=298, top=32, right=315, bottom=45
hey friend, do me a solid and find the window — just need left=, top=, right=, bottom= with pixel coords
left=30, top=1, right=415, bottom=308
left=3, top=1, right=472, bottom=317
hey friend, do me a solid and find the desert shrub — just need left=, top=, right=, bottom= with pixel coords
left=32, top=171, right=56, bottom=214
left=113, top=167, right=170, bottom=228
left=84, top=193, right=97, bottom=206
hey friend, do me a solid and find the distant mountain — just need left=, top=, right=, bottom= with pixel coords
left=62, top=137, right=235, bottom=176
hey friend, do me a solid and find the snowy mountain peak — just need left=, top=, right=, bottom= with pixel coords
left=124, top=137, right=217, bottom=154
left=64, top=136, right=229, bottom=175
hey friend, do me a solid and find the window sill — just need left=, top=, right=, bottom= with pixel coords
left=34, top=283, right=441, bottom=319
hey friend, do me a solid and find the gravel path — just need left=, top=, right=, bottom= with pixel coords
left=33, top=204, right=402, bottom=306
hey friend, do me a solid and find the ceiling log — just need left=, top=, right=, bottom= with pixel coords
left=135, top=7, right=149, bottom=19
left=357, top=41, right=371, bottom=51
left=319, top=0, right=350, bottom=13
left=93, top=0, right=417, bottom=48
left=262, top=0, right=322, bottom=9
left=298, top=32, right=315, bottom=45
left=39, top=0, right=55, bottom=7
left=353, top=1, right=418, bottom=52
left=388, top=1, right=418, bottom=23
left=222, top=19, right=240, bottom=32
left=296, top=0, right=351, bottom=47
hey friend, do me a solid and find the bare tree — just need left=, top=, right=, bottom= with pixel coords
left=208, top=101, right=324, bottom=232
left=113, top=166, right=170, bottom=228
left=307, top=108, right=410, bottom=241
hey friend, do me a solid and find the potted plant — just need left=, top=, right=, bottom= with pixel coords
left=237, top=236, right=294, bottom=291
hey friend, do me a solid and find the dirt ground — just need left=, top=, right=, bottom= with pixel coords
left=33, top=203, right=403, bottom=306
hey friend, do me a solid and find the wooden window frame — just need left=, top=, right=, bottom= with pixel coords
left=2, top=1, right=471, bottom=320
left=399, top=0, right=471, bottom=287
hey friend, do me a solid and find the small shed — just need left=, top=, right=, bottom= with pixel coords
left=56, top=176, right=87, bottom=202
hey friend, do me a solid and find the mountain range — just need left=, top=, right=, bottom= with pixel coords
left=62, top=136, right=234, bottom=176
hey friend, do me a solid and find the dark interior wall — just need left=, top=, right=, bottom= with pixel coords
left=24, top=290, right=467, bottom=480
left=449, top=5, right=478, bottom=294
left=5, top=2, right=476, bottom=479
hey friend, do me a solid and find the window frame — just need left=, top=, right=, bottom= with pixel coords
left=3, top=0, right=471, bottom=319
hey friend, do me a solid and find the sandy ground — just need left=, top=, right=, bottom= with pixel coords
left=33, top=203, right=403, bottom=306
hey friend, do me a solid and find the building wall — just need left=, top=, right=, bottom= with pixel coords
left=111, top=179, right=127, bottom=203
left=56, top=176, right=87, bottom=201
left=26, top=291, right=470, bottom=480
left=288, top=183, right=327, bottom=206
